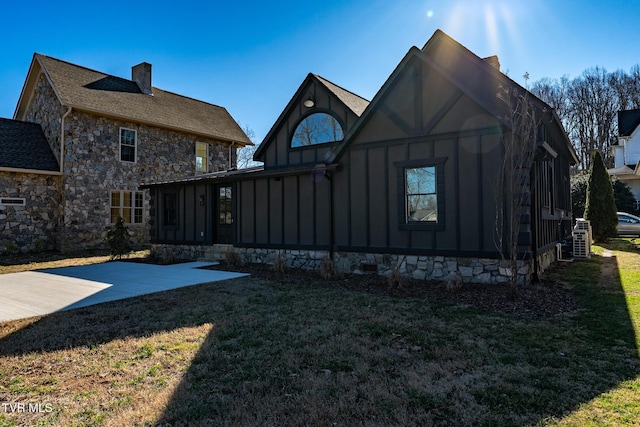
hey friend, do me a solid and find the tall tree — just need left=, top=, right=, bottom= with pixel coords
left=532, top=64, right=640, bottom=171
left=584, top=150, right=618, bottom=242
left=494, top=79, right=540, bottom=296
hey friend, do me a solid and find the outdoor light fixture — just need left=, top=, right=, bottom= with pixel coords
left=303, top=96, right=315, bottom=108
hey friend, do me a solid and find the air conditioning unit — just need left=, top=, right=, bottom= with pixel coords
left=574, top=219, right=592, bottom=244
left=572, top=229, right=590, bottom=259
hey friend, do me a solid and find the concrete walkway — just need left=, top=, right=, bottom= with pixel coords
left=0, top=261, right=248, bottom=322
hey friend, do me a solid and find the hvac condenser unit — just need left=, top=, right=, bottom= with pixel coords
left=572, top=229, right=590, bottom=259
left=574, top=219, right=592, bottom=243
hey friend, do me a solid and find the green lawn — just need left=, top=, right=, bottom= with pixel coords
left=0, top=241, right=639, bottom=426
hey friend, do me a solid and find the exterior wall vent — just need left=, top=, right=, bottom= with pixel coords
left=0, top=197, right=26, bottom=206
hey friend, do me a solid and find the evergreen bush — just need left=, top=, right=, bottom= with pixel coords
left=612, top=178, right=639, bottom=215
left=584, top=151, right=618, bottom=242
left=104, top=216, right=132, bottom=260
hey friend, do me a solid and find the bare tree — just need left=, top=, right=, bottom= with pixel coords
left=494, top=77, right=541, bottom=297
left=532, top=65, right=640, bottom=171
left=236, top=124, right=262, bottom=169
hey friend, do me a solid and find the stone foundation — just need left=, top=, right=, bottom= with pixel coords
left=151, top=244, right=533, bottom=285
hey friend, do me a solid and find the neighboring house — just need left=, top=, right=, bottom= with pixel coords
left=609, top=109, right=640, bottom=210
left=144, top=30, right=577, bottom=284
left=0, top=54, right=251, bottom=253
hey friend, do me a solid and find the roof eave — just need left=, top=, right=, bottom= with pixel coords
left=14, top=54, right=65, bottom=120
left=0, top=166, right=62, bottom=175
left=66, top=104, right=252, bottom=146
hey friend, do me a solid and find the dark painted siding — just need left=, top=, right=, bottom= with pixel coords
left=260, top=79, right=362, bottom=170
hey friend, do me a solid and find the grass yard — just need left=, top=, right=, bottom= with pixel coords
left=0, top=241, right=639, bottom=426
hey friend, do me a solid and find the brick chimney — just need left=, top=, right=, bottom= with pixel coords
left=483, top=55, right=500, bottom=71
left=132, top=62, right=152, bottom=95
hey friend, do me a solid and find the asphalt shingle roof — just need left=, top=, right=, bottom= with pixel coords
left=33, top=54, right=251, bottom=145
left=0, top=118, right=59, bottom=172
left=314, top=75, right=370, bottom=117
left=618, top=109, right=640, bottom=137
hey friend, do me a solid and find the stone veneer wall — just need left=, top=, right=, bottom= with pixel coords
left=24, top=73, right=66, bottom=165
left=150, top=244, right=534, bottom=285
left=0, top=172, right=61, bottom=253
left=22, top=75, right=234, bottom=252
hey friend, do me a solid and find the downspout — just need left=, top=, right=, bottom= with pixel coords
left=328, top=170, right=334, bottom=259
left=58, top=106, right=72, bottom=250
left=60, top=106, right=72, bottom=173
left=530, top=163, right=539, bottom=283
left=228, top=141, right=235, bottom=169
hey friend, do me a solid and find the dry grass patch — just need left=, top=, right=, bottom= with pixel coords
left=1, top=242, right=639, bottom=425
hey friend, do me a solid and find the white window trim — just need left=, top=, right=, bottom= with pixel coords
left=196, top=142, right=208, bottom=172
left=110, top=190, right=144, bottom=225
left=119, top=127, right=137, bottom=163
left=0, top=197, right=26, bottom=206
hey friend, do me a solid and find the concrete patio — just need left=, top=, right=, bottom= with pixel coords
left=0, top=261, right=248, bottom=322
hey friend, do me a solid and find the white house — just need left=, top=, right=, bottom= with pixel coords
left=610, top=109, right=640, bottom=210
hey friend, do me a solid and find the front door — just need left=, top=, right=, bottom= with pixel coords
left=216, top=185, right=233, bottom=244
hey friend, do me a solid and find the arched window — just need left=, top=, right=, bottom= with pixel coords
left=291, top=113, right=344, bottom=148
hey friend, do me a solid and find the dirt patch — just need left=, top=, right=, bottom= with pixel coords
left=205, top=261, right=578, bottom=318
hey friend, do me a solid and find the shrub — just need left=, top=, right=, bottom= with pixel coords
left=612, top=178, right=639, bottom=215
left=272, top=256, right=287, bottom=273
left=319, top=258, right=337, bottom=280
left=571, top=172, right=588, bottom=218
left=584, top=151, right=618, bottom=242
left=387, top=267, right=405, bottom=290
left=225, top=249, right=242, bottom=269
left=446, top=272, right=463, bottom=292
left=104, top=217, right=132, bottom=260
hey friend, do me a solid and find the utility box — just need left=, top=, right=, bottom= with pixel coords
left=572, top=229, right=591, bottom=259
left=574, top=219, right=592, bottom=243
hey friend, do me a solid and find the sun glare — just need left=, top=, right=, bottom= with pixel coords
left=443, top=1, right=522, bottom=58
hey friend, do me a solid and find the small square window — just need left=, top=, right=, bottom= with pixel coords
left=120, top=128, right=137, bottom=162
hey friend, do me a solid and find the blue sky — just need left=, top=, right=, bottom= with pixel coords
left=1, top=0, right=640, bottom=143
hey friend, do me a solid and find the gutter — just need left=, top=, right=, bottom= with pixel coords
left=0, top=167, right=62, bottom=176
left=60, top=106, right=72, bottom=173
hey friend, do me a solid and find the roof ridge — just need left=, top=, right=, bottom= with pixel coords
left=36, top=54, right=230, bottom=112
left=152, top=86, right=227, bottom=110
left=313, top=74, right=370, bottom=103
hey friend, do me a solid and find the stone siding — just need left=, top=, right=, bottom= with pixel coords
left=21, top=75, right=235, bottom=252
left=24, top=73, right=66, bottom=165
left=151, top=244, right=533, bottom=285
left=0, top=171, right=60, bottom=253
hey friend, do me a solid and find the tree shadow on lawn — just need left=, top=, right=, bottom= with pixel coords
left=0, top=277, right=255, bottom=357
left=154, top=255, right=640, bottom=426
left=1, top=253, right=638, bottom=425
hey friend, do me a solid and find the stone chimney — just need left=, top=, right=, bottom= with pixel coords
left=483, top=55, right=500, bottom=71
left=132, top=62, right=152, bottom=95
